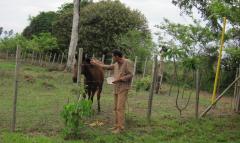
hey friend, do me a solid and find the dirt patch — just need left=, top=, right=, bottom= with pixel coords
left=37, top=74, right=54, bottom=79
left=24, top=75, right=35, bottom=83
left=47, top=65, right=65, bottom=72
left=42, top=82, right=56, bottom=90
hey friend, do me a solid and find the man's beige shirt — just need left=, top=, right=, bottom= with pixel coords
left=104, top=58, right=133, bottom=94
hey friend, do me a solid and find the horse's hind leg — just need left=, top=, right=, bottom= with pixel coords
left=97, top=86, right=102, bottom=112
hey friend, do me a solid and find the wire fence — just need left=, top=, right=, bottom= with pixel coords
left=0, top=48, right=239, bottom=133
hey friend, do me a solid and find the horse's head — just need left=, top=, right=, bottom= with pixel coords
left=72, top=53, right=93, bottom=83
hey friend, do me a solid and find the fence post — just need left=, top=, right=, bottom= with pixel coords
left=60, top=53, right=64, bottom=65
left=34, top=52, right=38, bottom=65
left=38, top=53, right=41, bottom=65
left=77, top=48, right=83, bottom=100
left=12, top=45, right=21, bottom=132
left=40, top=53, right=44, bottom=66
left=52, top=53, right=56, bottom=65
left=234, top=66, right=240, bottom=113
left=143, top=57, right=148, bottom=77
left=101, top=55, right=105, bottom=63
left=6, top=50, right=9, bottom=60
left=195, top=69, right=200, bottom=119
left=31, top=51, right=34, bottom=64
left=131, top=56, right=137, bottom=86
left=147, top=55, right=158, bottom=122
left=48, top=53, right=52, bottom=67
left=57, top=54, right=60, bottom=64
left=201, top=76, right=240, bottom=117
left=21, top=51, right=25, bottom=63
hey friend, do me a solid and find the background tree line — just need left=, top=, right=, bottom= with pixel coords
left=1, top=0, right=153, bottom=62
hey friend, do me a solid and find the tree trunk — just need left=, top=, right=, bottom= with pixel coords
left=66, top=0, right=80, bottom=71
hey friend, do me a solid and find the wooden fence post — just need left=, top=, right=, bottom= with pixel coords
left=60, top=53, right=64, bottom=65
left=31, top=51, right=34, bottom=64
left=195, top=69, right=200, bottom=119
left=147, top=55, right=158, bottom=122
left=77, top=48, right=83, bottom=100
left=200, top=76, right=240, bottom=117
left=52, top=53, right=56, bottom=65
left=101, top=55, right=105, bottom=63
left=12, top=45, right=21, bottom=131
left=40, top=53, right=44, bottom=66
left=131, top=56, right=137, bottom=86
left=34, top=52, right=37, bottom=65
left=57, top=54, right=60, bottom=64
left=143, top=57, right=148, bottom=77
left=6, top=50, right=9, bottom=60
left=38, top=53, right=41, bottom=65
left=48, top=53, right=52, bottom=67
left=234, top=66, right=240, bottom=113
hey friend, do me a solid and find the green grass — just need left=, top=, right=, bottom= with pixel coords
left=0, top=61, right=240, bottom=143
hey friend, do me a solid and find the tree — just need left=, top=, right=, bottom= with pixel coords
left=22, top=1, right=151, bottom=59
left=172, top=0, right=240, bottom=43
left=22, top=11, right=57, bottom=38
left=66, top=0, right=81, bottom=70
left=78, top=0, right=149, bottom=55
left=172, top=0, right=240, bottom=91
left=114, top=29, right=153, bottom=72
left=28, top=33, right=58, bottom=53
left=156, top=18, right=217, bottom=57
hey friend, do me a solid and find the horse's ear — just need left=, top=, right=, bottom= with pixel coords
left=83, top=53, right=88, bottom=60
left=75, top=53, right=78, bottom=60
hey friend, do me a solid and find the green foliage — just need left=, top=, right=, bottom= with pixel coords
left=37, top=1, right=150, bottom=55
left=20, top=1, right=151, bottom=55
left=0, top=34, right=27, bottom=53
left=61, top=99, right=92, bottom=138
left=0, top=33, right=58, bottom=53
left=156, top=19, right=217, bottom=56
left=182, top=57, right=199, bottom=70
left=22, top=12, right=57, bottom=38
left=172, top=0, right=240, bottom=43
left=135, top=76, right=151, bottom=91
left=28, top=33, right=58, bottom=53
left=78, top=0, right=150, bottom=55
left=171, top=0, right=240, bottom=91
left=115, top=29, right=153, bottom=72
left=115, top=30, right=152, bottom=59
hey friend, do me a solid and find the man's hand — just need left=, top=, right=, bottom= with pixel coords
left=90, top=59, right=96, bottom=65
left=90, top=59, right=103, bottom=65
left=112, top=77, right=123, bottom=83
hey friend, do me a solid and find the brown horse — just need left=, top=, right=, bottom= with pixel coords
left=72, top=55, right=104, bottom=112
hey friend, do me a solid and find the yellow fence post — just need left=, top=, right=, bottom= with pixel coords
left=211, top=17, right=227, bottom=104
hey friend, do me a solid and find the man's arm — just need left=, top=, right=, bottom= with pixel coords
left=90, top=59, right=114, bottom=70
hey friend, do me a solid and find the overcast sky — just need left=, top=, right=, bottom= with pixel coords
left=0, top=0, right=197, bottom=41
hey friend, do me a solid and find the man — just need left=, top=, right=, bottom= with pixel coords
left=90, top=49, right=133, bottom=134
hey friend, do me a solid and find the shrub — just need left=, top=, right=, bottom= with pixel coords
left=61, top=99, right=92, bottom=139
left=135, top=76, right=151, bottom=91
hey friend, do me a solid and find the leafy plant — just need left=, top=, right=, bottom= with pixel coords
left=135, top=76, right=151, bottom=91
left=61, top=99, right=92, bottom=138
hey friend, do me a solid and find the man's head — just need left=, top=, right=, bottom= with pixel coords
left=112, top=49, right=123, bottom=62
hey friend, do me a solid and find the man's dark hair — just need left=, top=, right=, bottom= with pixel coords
left=112, top=49, right=123, bottom=58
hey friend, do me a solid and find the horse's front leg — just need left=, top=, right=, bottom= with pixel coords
left=87, top=86, right=91, bottom=100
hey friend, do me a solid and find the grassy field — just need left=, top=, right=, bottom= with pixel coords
left=0, top=60, right=240, bottom=143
